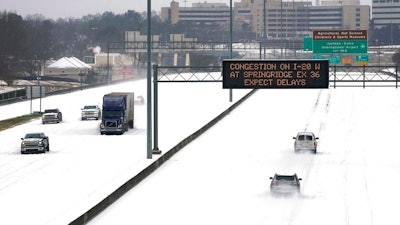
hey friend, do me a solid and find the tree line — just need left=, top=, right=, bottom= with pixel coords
left=0, top=10, right=226, bottom=85
left=2, top=9, right=400, bottom=86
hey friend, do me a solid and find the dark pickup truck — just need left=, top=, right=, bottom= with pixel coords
left=42, top=108, right=62, bottom=124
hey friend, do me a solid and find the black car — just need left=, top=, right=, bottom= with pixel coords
left=270, top=173, right=301, bottom=195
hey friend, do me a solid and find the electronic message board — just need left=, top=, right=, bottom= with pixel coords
left=222, top=60, right=329, bottom=89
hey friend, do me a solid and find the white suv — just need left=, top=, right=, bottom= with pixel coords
left=81, top=105, right=101, bottom=120
left=293, top=132, right=319, bottom=153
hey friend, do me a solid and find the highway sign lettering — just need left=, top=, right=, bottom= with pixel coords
left=312, top=30, right=368, bottom=54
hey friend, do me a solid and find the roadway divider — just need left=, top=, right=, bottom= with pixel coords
left=70, top=89, right=257, bottom=225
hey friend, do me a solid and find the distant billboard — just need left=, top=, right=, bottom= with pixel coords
left=26, top=86, right=45, bottom=98
left=222, top=60, right=329, bottom=89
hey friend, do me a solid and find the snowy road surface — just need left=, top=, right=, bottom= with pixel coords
left=0, top=79, right=249, bottom=224
left=1, top=78, right=400, bottom=225
left=90, top=88, right=400, bottom=225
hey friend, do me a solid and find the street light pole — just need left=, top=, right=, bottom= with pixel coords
left=229, top=0, right=233, bottom=102
left=280, top=0, right=283, bottom=58
left=263, top=0, right=267, bottom=59
left=147, top=0, right=153, bottom=159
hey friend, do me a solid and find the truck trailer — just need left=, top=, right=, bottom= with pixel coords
left=100, top=92, right=134, bottom=135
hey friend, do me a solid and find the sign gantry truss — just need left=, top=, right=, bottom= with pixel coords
left=154, top=65, right=400, bottom=88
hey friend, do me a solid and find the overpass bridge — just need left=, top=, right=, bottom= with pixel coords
left=107, top=41, right=264, bottom=54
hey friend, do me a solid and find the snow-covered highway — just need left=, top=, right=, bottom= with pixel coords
left=2, top=77, right=400, bottom=225
left=90, top=87, right=400, bottom=225
left=0, top=79, right=249, bottom=224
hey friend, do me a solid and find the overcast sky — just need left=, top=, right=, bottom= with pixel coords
left=1, top=0, right=371, bottom=20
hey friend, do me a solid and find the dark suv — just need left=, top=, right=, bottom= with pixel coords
left=42, top=108, right=62, bottom=124
left=21, top=132, right=50, bottom=154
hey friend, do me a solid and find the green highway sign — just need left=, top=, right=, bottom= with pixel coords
left=303, top=36, right=313, bottom=51
left=312, top=30, right=368, bottom=54
left=312, top=55, right=325, bottom=59
left=329, top=55, right=341, bottom=64
left=355, top=54, right=369, bottom=65
left=313, top=40, right=368, bottom=54
left=356, top=54, right=369, bottom=62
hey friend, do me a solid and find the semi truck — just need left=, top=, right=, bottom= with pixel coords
left=100, top=92, right=134, bottom=135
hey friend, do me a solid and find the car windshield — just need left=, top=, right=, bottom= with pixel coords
left=84, top=105, right=96, bottom=109
left=44, top=109, right=57, bottom=113
left=25, top=133, right=41, bottom=138
left=103, top=111, right=122, bottom=117
left=276, top=175, right=296, bottom=181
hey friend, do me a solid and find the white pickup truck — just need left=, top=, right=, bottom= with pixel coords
left=81, top=105, right=101, bottom=120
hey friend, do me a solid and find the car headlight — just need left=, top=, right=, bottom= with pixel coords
left=38, top=141, right=43, bottom=146
left=100, top=123, right=104, bottom=129
left=21, top=141, right=25, bottom=146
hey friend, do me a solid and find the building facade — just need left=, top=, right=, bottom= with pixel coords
left=372, top=0, right=400, bottom=29
left=161, top=0, right=370, bottom=39
left=161, top=1, right=230, bottom=25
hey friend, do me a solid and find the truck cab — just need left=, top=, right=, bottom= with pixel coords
left=100, top=92, right=134, bottom=135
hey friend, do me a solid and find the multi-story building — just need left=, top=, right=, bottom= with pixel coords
left=161, top=0, right=370, bottom=39
left=239, top=0, right=313, bottom=38
left=372, top=0, right=400, bottom=29
left=321, top=0, right=360, bottom=6
left=309, top=4, right=369, bottom=31
left=161, top=1, right=230, bottom=25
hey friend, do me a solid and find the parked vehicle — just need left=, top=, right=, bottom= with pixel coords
left=42, top=108, right=62, bottom=124
left=100, top=92, right=134, bottom=135
left=81, top=105, right=101, bottom=120
left=21, top=132, right=50, bottom=154
left=270, top=173, right=301, bottom=195
left=293, top=132, right=319, bottom=153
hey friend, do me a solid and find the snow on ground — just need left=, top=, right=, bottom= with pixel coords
left=89, top=87, right=400, bottom=225
left=0, top=79, right=249, bottom=225
left=2, top=77, right=400, bottom=225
